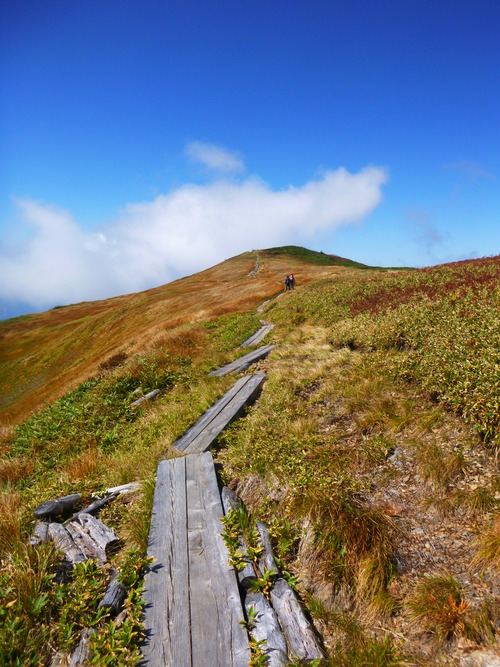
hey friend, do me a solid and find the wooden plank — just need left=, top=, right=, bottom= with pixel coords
left=174, top=376, right=249, bottom=453
left=208, top=345, right=276, bottom=377
left=182, top=374, right=265, bottom=455
left=187, top=452, right=250, bottom=667
left=141, top=457, right=191, bottom=667
left=240, top=324, right=274, bottom=348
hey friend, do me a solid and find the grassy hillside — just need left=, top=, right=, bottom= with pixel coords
left=0, top=248, right=359, bottom=429
left=219, top=255, right=500, bottom=665
left=265, top=244, right=373, bottom=269
left=2, top=249, right=500, bottom=665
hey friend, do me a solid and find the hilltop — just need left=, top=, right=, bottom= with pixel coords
left=2, top=248, right=500, bottom=666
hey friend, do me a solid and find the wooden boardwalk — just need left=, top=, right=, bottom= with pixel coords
left=141, top=453, right=250, bottom=667
left=173, top=374, right=265, bottom=455
left=240, top=323, right=274, bottom=348
left=208, top=346, right=276, bottom=377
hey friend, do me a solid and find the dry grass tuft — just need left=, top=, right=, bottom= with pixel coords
left=473, top=516, right=500, bottom=573
left=408, top=572, right=494, bottom=645
left=0, top=456, right=34, bottom=484
left=125, top=474, right=156, bottom=554
left=0, top=487, right=22, bottom=552
left=152, top=326, right=207, bottom=360
left=9, top=543, right=56, bottom=621
left=64, top=447, right=102, bottom=480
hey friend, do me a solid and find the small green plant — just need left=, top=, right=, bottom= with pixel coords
left=271, top=518, right=298, bottom=557
left=248, top=636, right=267, bottom=667
left=222, top=505, right=264, bottom=573
left=250, top=567, right=277, bottom=597
left=89, top=548, right=152, bottom=664
left=239, top=604, right=259, bottom=631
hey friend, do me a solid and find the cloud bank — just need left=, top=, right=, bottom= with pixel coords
left=0, top=166, right=388, bottom=312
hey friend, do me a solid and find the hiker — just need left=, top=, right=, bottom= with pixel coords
left=290, top=274, right=295, bottom=290
left=284, top=275, right=290, bottom=291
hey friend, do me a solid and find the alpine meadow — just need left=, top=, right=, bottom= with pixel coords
left=1, top=247, right=500, bottom=666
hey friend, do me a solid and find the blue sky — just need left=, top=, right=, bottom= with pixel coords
left=1, top=1, right=499, bottom=318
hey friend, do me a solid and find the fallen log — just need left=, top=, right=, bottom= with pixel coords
left=99, top=572, right=127, bottom=615
left=29, top=521, right=49, bottom=546
left=66, top=521, right=107, bottom=562
left=34, top=493, right=81, bottom=520
left=257, top=521, right=280, bottom=576
left=270, top=577, right=324, bottom=663
left=105, top=481, right=141, bottom=496
left=70, top=513, right=120, bottom=560
left=244, top=590, right=288, bottom=667
left=47, top=523, right=86, bottom=564
left=131, top=389, right=161, bottom=408
left=67, top=492, right=118, bottom=522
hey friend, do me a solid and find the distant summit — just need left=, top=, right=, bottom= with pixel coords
left=264, top=245, right=371, bottom=269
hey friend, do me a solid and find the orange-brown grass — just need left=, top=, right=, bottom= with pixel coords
left=0, top=250, right=352, bottom=429
left=149, top=324, right=208, bottom=360
left=0, top=457, right=34, bottom=484
left=64, top=447, right=102, bottom=480
left=0, top=487, right=21, bottom=552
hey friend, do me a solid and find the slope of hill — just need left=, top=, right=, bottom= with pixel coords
left=2, top=250, right=500, bottom=665
left=0, top=248, right=367, bottom=429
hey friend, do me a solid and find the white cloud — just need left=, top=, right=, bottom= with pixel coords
left=186, top=141, right=245, bottom=173
left=0, top=166, right=388, bottom=311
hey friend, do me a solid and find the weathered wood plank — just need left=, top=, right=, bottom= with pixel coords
left=187, top=452, right=250, bottom=667
left=141, top=457, right=190, bottom=667
left=270, top=577, right=324, bottom=663
left=105, top=481, right=141, bottom=496
left=208, top=345, right=276, bottom=377
left=173, top=373, right=265, bottom=454
left=181, top=374, right=265, bottom=455
left=240, top=324, right=275, bottom=348
left=71, top=513, right=120, bottom=559
left=221, top=489, right=287, bottom=665
left=174, top=375, right=249, bottom=453
left=66, top=521, right=107, bottom=562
